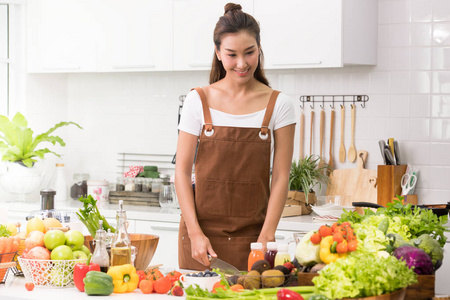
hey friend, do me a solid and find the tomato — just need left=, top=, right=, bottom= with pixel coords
left=140, top=279, right=154, bottom=294
left=336, top=240, right=348, bottom=254
left=310, top=231, right=322, bottom=244
left=340, top=222, right=352, bottom=228
left=153, top=276, right=172, bottom=294
left=146, top=268, right=164, bottom=281
left=230, top=284, right=244, bottom=292
left=165, top=270, right=182, bottom=283
left=333, top=232, right=344, bottom=243
left=347, top=230, right=356, bottom=241
left=136, top=270, right=146, bottom=288
left=318, top=225, right=332, bottom=237
left=25, top=282, right=35, bottom=291
left=347, top=239, right=358, bottom=252
left=212, top=281, right=227, bottom=293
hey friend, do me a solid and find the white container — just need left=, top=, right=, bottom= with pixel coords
left=54, top=163, right=68, bottom=203
left=87, top=180, right=109, bottom=205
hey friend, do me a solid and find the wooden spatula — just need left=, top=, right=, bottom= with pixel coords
left=329, top=109, right=335, bottom=170
left=318, top=109, right=326, bottom=170
left=310, top=110, right=314, bottom=156
left=299, top=110, right=305, bottom=160
left=348, top=105, right=357, bottom=162
left=339, top=106, right=346, bottom=163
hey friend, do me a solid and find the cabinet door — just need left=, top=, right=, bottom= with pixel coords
left=173, top=0, right=253, bottom=71
left=135, top=220, right=179, bottom=269
left=27, top=0, right=97, bottom=72
left=96, top=0, right=173, bottom=72
left=254, top=0, right=342, bottom=69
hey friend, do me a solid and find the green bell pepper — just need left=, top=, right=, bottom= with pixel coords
left=83, top=271, right=114, bottom=296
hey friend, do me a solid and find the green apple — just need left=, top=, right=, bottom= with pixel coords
left=72, top=250, right=88, bottom=260
left=80, top=245, right=91, bottom=257
left=50, top=267, right=70, bottom=286
left=44, top=230, right=66, bottom=250
left=64, top=230, right=84, bottom=251
left=51, top=245, right=73, bottom=260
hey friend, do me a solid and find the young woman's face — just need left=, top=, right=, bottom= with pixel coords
left=216, top=31, right=259, bottom=83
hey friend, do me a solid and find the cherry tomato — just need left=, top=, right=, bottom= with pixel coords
left=333, top=232, right=344, bottom=243
left=25, top=282, right=35, bottom=291
left=347, top=239, right=358, bottom=252
left=310, top=231, right=322, bottom=244
left=341, top=221, right=352, bottom=228
left=318, top=225, right=332, bottom=237
left=336, top=240, right=348, bottom=254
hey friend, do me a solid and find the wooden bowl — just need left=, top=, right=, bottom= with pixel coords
left=84, top=233, right=159, bottom=271
left=342, top=287, right=406, bottom=300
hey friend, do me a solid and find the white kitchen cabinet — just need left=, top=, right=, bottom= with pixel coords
left=135, top=220, right=179, bottom=269
left=27, top=0, right=98, bottom=73
left=96, top=0, right=173, bottom=72
left=173, top=0, right=253, bottom=71
left=254, top=0, right=377, bottom=69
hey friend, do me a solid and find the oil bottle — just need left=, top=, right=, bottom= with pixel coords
left=91, top=220, right=110, bottom=272
left=110, top=200, right=131, bottom=266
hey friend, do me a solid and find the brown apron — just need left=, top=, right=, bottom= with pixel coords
left=178, top=87, right=280, bottom=271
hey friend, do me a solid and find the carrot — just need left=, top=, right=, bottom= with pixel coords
left=12, top=240, right=19, bottom=252
left=0, top=237, right=6, bottom=254
left=4, top=237, right=13, bottom=253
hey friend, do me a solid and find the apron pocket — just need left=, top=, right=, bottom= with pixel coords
left=202, top=179, right=259, bottom=218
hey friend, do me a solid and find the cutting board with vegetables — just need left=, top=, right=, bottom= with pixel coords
left=326, top=150, right=377, bottom=205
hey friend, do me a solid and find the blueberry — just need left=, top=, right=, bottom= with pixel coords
left=198, top=272, right=203, bottom=277
left=204, top=273, right=211, bottom=277
left=204, top=269, right=211, bottom=274
left=192, top=273, right=198, bottom=277
left=211, top=273, right=218, bottom=277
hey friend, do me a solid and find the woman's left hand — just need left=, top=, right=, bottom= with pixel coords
left=257, top=235, right=275, bottom=253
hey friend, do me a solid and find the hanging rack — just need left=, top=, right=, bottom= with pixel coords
left=299, top=95, right=369, bottom=109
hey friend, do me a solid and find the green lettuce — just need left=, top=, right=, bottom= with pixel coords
left=0, top=112, right=82, bottom=167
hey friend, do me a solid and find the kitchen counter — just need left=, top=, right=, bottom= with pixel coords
left=0, top=274, right=177, bottom=300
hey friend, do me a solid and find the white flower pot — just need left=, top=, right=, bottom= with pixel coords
left=0, top=160, right=45, bottom=194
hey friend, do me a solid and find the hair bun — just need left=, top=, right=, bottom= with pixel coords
left=224, top=3, right=242, bottom=14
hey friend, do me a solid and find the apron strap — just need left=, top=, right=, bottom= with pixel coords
left=260, top=90, right=280, bottom=136
left=192, top=87, right=213, bottom=132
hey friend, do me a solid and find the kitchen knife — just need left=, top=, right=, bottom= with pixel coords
left=209, top=256, right=241, bottom=275
left=393, top=140, right=400, bottom=165
left=384, top=147, right=396, bottom=165
left=378, top=140, right=387, bottom=164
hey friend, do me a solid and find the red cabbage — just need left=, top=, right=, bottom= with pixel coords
left=393, top=245, right=434, bottom=275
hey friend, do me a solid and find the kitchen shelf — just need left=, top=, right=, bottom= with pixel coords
left=299, top=95, right=369, bottom=109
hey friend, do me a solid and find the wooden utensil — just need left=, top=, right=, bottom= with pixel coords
left=339, top=105, right=346, bottom=163
left=299, top=110, right=305, bottom=160
left=329, top=109, right=335, bottom=170
left=347, top=104, right=357, bottom=162
left=326, top=150, right=377, bottom=206
left=310, top=110, right=314, bottom=156
left=318, top=109, right=326, bottom=170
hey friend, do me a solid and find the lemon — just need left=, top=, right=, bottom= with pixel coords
left=26, top=217, right=45, bottom=235
left=6, top=223, right=17, bottom=236
left=42, top=218, right=62, bottom=233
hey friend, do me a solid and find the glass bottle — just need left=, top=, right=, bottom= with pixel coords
left=274, top=244, right=291, bottom=267
left=247, top=242, right=264, bottom=271
left=110, top=200, right=131, bottom=266
left=265, top=242, right=278, bottom=269
left=91, top=220, right=110, bottom=272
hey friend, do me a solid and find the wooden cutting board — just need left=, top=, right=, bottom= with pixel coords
left=326, top=150, right=377, bottom=206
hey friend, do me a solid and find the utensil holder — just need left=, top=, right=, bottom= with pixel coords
left=377, top=165, right=407, bottom=207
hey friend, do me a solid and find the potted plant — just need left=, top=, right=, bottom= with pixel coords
left=0, top=112, right=82, bottom=194
left=287, top=155, right=330, bottom=214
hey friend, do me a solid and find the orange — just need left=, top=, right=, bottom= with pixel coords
left=212, top=281, right=227, bottom=293
left=230, top=284, right=244, bottom=292
left=42, top=218, right=62, bottom=233
left=26, top=217, right=45, bottom=235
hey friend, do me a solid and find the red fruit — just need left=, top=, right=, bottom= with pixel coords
left=136, top=270, right=146, bottom=288
left=25, top=282, right=35, bottom=291
left=171, top=285, right=184, bottom=296
left=310, top=231, right=322, bottom=245
left=336, top=240, right=348, bottom=254
left=318, top=225, right=332, bottom=237
left=153, top=276, right=172, bottom=294
left=283, top=262, right=294, bottom=272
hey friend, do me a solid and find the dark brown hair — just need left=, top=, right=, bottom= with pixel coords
left=209, top=3, right=269, bottom=86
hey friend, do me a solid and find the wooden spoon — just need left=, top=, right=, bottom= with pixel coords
left=318, top=109, right=326, bottom=170
left=329, top=109, right=335, bottom=170
left=339, top=105, right=346, bottom=163
left=299, top=110, right=305, bottom=160
left=347, top=104, right=357, bottom=162
left=310, top=110, right=314, bottom=156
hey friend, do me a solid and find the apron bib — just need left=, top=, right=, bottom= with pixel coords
left=178, top=87, right=280, bottom=271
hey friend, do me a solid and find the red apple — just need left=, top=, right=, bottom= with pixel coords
left=25, top=231, right=45, bottom=250
left=26, top=246, right=51, bottom=260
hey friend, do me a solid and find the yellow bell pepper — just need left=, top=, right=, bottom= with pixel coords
left=319, top=236, right=347, bottom=264
left=107, top=264, right=139, bottom=293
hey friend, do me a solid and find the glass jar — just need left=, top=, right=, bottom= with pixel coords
left=124, top=177, right=135, bottom=191
left=116, top=177, right=125, bottom=191
left=142, top=178, right=152, bottom=192
left=152, top=178, right=163, bottom=194
left=159, top=183, right=174, bottom=208
left=70, top=173, right=90, bottom=200
left=134, top=178, right=143, bottom=192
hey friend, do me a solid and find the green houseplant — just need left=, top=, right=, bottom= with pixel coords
left=288, top=155, right=330, bottom=205
left=0, top=112, right=82, bottom=167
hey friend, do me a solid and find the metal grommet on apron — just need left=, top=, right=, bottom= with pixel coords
left=178, top=87, right=280, bottom=271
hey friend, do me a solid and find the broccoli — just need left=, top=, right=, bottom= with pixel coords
left=386, top=233, right=407, bottom=249
left=408, top=234, right=444, bottom=270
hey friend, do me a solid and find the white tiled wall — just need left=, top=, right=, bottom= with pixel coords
left=5, top=0, right=450, bottom=204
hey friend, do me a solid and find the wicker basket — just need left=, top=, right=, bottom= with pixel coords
left=0, top=252, right=17, bottom=284
left=18, top=257, right=86, bottom=288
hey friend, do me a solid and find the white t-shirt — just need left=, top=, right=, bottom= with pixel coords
left=178, top=89, right=297, bottom=137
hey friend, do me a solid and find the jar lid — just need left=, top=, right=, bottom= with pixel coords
left=250, top=242, right=263, bottom=250
left=40, top=188, right=56, bottom=195
left=87, top=180, right=108, bottom=186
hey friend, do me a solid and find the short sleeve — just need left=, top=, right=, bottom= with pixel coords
left=272, top=93, right=297, bottom=131
left=178, top=90, right=203, bottom=136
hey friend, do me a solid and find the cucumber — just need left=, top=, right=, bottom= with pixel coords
left=378, top=218, right=389, bottom=235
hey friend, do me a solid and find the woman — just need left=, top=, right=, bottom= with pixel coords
left=175, top=3, right=296, bottom=271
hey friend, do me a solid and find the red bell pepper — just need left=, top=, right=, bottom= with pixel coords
left=277, top=289, right=304, bottom=300
left=73, top=254, right=101, bottom=292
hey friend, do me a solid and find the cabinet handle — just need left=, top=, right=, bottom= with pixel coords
left=150, top=226, right=179, bottom=232
left=42, top=66, right=81, bottom=70
left=113, top=64, right=156, bottom=69
left=275, top=235, right=285, bottom=240
left=272, top=61, right=322, bottom=66
left=188, top=63, right=210, bottom=68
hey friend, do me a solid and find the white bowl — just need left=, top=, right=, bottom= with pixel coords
left=180, top=273, right=221, bottom=291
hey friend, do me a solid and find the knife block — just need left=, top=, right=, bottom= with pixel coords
left=377, top=165, right=407, bottom=207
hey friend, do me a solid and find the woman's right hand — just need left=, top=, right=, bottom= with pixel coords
left=190, top=233, right=217, bottom=266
